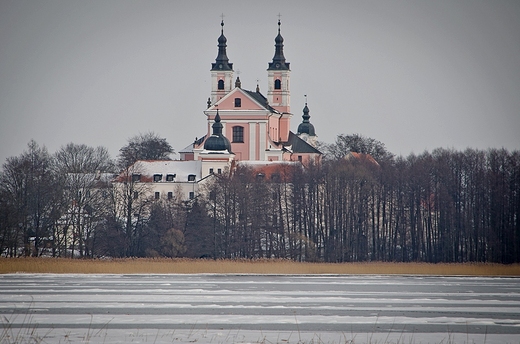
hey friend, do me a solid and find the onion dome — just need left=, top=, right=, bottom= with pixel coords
left=211, top=20, right=233, bottom=71
left=267, top=20, right=290, bottom=71
left=297, top=102, right=316, bottom=136
left=204, top=110, right=232, bottom=152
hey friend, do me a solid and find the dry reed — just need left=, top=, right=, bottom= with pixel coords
left=1, top=258, right=519, bottom=276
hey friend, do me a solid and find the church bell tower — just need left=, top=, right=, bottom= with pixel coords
left=267, top=20, right=291, bottom=114
left=211, top=20, right=234, bottom=104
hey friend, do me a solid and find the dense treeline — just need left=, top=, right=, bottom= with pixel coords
left=1, top=137, right=518, bottom=263
left=0, top=136, right=183, bottom=259
left=201, top=147, right=520, bottom=263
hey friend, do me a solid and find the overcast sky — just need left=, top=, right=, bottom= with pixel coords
left=1, top=0, right=519, bottom=166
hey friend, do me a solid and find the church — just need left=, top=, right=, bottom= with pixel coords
left=181, top=19, right=321, bottom=167
left=118, top=20, right=322, bottom=201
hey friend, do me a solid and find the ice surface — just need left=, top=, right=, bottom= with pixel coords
left=1, top=274, right=519, bottom=343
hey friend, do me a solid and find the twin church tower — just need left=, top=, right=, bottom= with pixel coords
left=180, top=19, right=321, bottom=173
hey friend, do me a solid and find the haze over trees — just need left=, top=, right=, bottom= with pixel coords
left=0, top=134, right=518, bottom=263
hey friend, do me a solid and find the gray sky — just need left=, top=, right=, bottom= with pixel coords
left=1, top=0, right=519, bottom=166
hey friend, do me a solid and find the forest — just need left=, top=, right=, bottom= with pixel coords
left=1, top=133, right=519, bottom=263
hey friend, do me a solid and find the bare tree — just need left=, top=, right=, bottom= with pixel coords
left=54, top=143, right=114, bottom=257
left=112, top=162, right=154, bottom=256
left=118, top=132, right=174, bottom=168
left=323, top=133, right=393, bottom=162
left=0, top=141, right=61, bottom=256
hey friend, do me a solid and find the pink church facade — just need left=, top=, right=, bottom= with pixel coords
left=181, top=20, right=321, bottom=169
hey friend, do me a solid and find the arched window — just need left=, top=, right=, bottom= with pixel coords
left=218, top=79, right=224, bottom=90
left=232, top=126, right=244, bottom=143
left=274, top=79, right=281, bottom=90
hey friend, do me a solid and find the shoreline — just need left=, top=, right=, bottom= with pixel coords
left=1, top=257, right=519, bottom=276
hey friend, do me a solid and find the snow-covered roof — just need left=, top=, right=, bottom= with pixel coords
left=129, top=160, right=202, bottom=182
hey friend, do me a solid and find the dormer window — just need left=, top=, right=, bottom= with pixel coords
left=166, top=174, right=176, bottom=181
left=132, top=174, right=141, bottom=182
left=153, top=174, right=162, bottom=182
left=234, top=97, right=241, bottom=107
left=274, top=79, right=281, bottom=90
left=188, top=174, right=196, bottom=182
left=218, top=79, right=224, bottom=90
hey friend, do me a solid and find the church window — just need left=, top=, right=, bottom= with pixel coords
left=232, top=126, right=244, bottom=143
left=274, top=79, right=281, bottom=90
left=218, top=79, right=224, bottom=90
left=234, top=98, right=241, bottom=107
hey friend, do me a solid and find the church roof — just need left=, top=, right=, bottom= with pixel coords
left=243, top=90, right=279, bottom=113
left=209, top=87, right=280, bottom=113
left=344, top=152, right=379, bottom=166
left=203, top=110, right=232, bottom=152
left=180, top=136, right=206, bottom=153
left=236, top=161, right=302, bottom=182
left=114, top=160, right=202, bottom=182
left=285, top=132, right=322, bottom=154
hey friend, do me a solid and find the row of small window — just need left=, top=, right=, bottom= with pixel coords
left=132, top=174, right=196, bottom=182
left=133, top=191, right=195, bottom=200
left=217, top=79, right=282, bottom=90
left=209, top=168, right=222, bottom=174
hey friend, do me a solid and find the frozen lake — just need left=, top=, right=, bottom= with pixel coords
left=1, top=274, right=519, bottom=343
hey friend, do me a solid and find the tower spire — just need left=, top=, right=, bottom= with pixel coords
left=204, top=108, right=232, bottom=152
left=297, top=95, right=317, bottom=147
left=211, top=19, right=233, bottom=71
left=210, top=18, right=234, bottom=103
left=268, top=18, right=290, bottom=71
left=266, top=17, right=291, bottom=115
